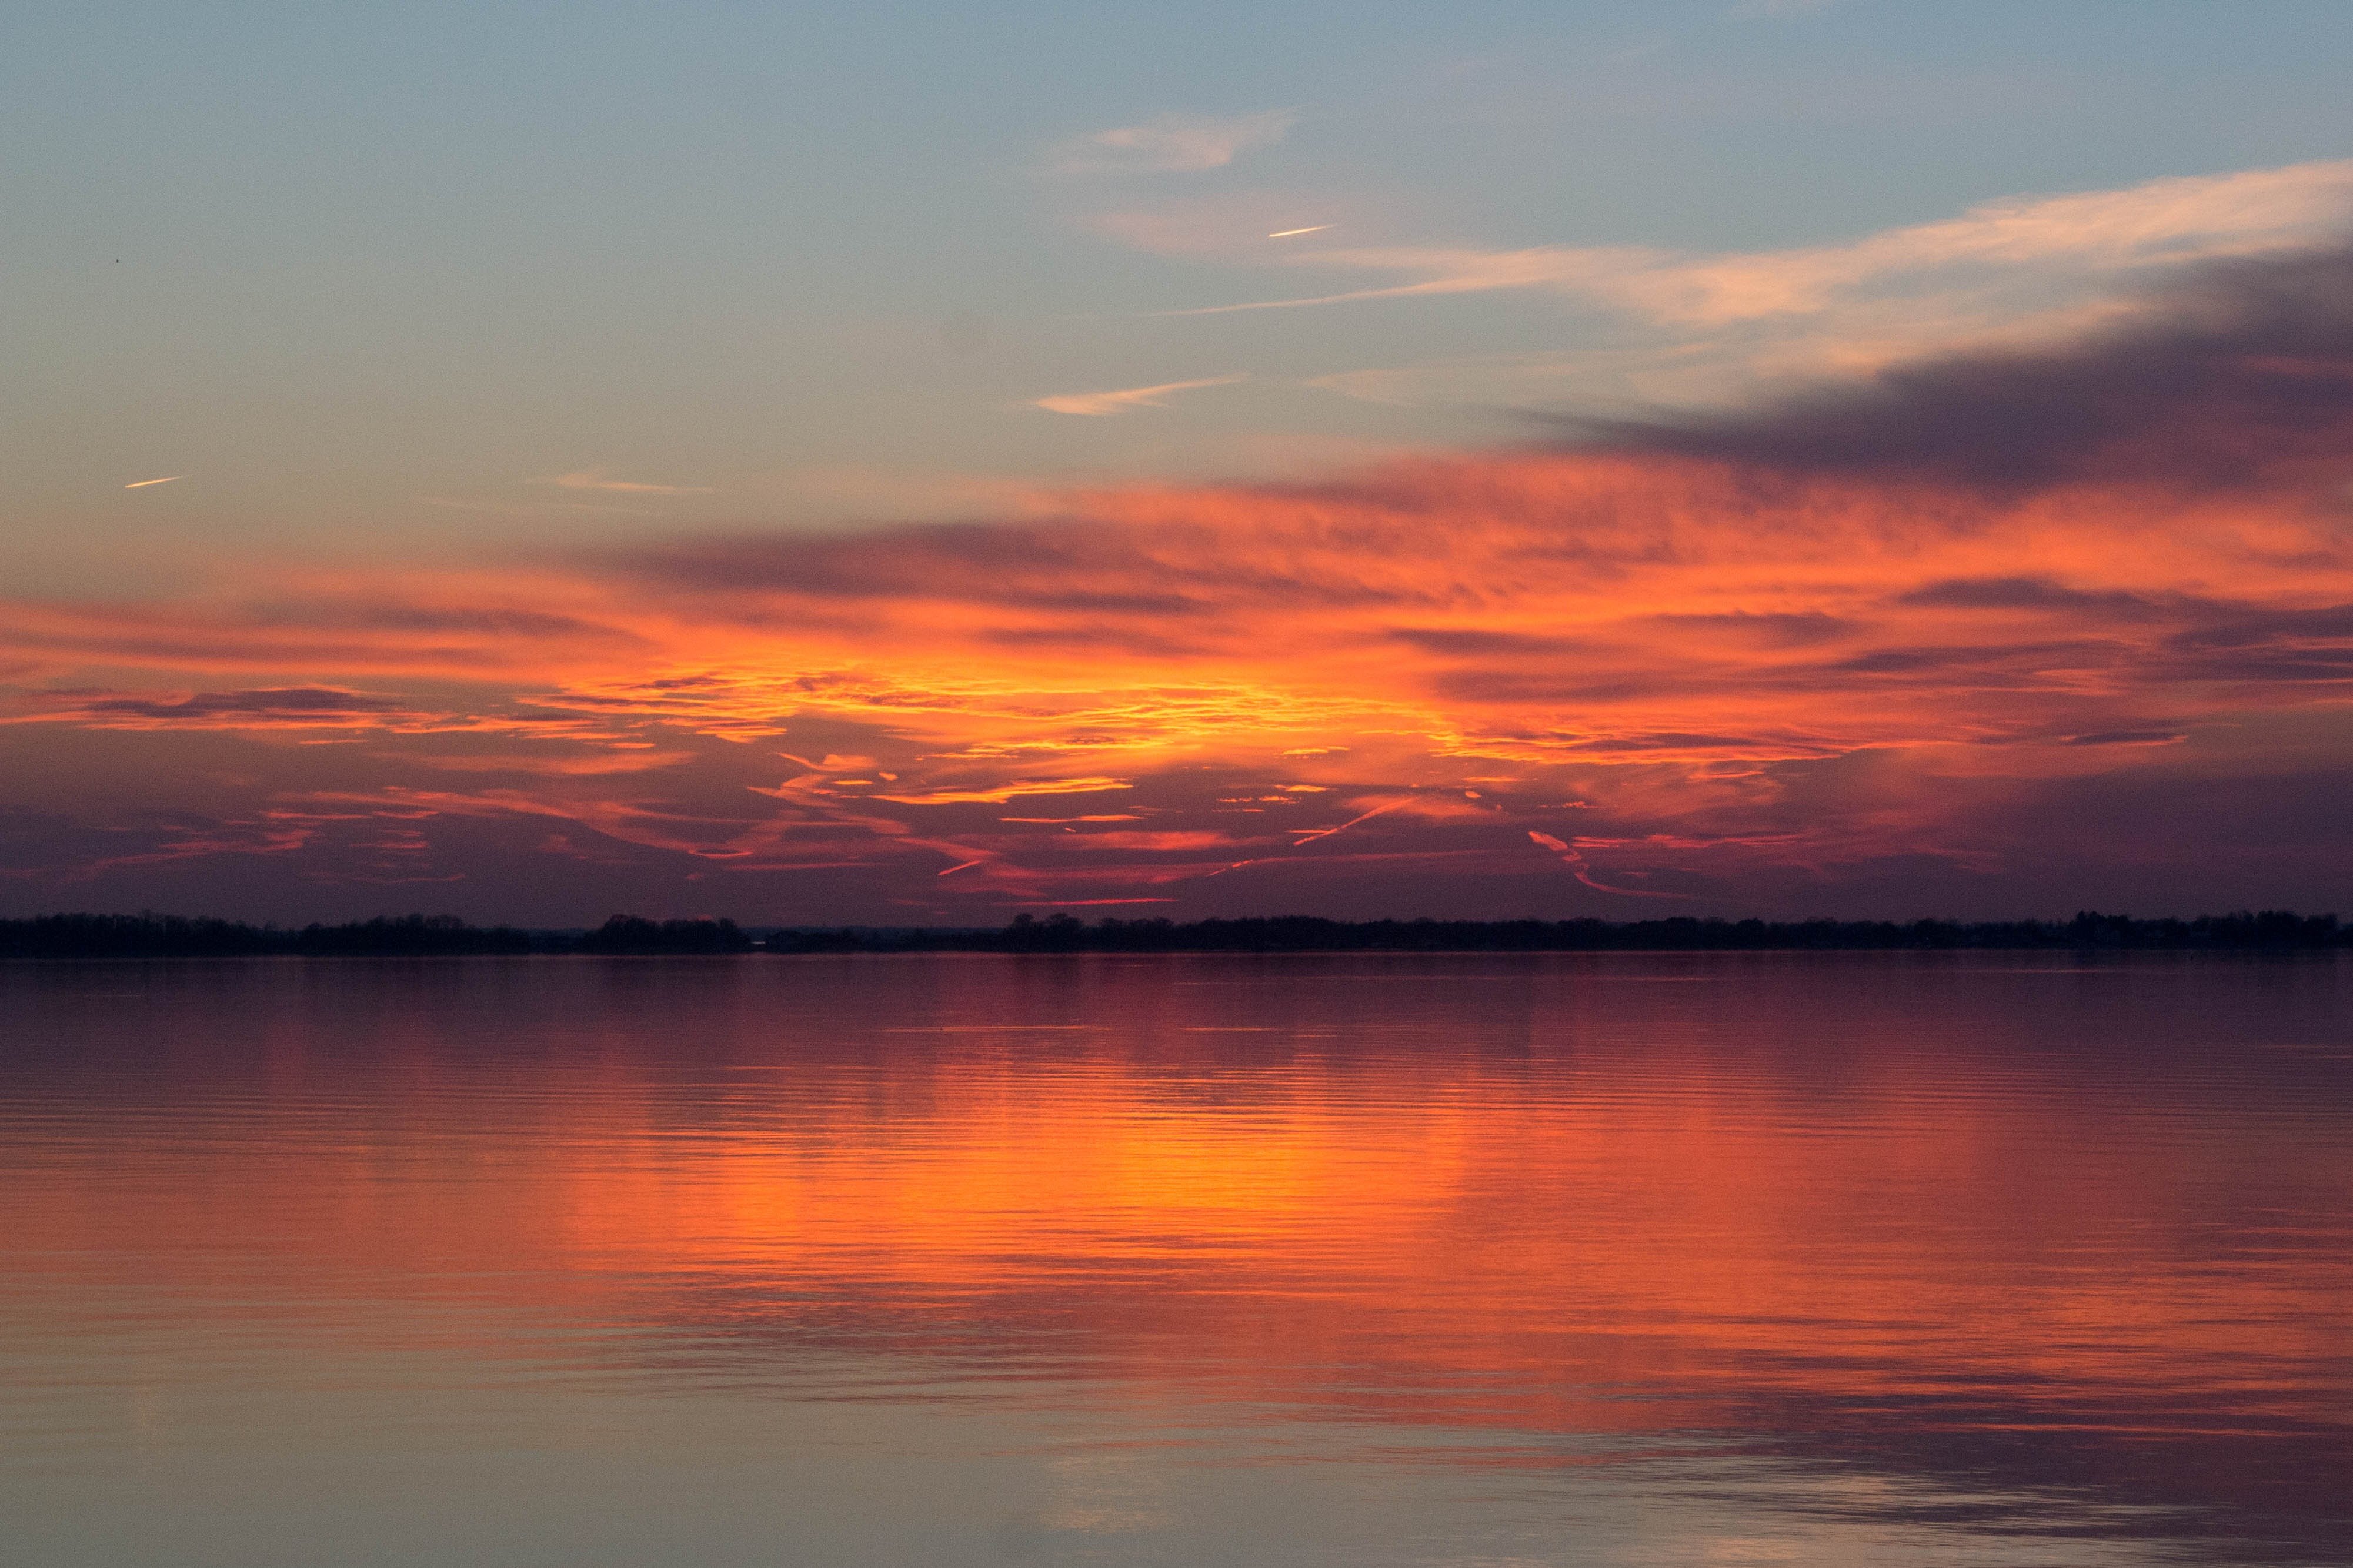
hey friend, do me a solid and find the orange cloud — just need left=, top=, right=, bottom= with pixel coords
left=5, top=248, right=2353, bottom=918
left=873, top=777, right=1134, bottom=805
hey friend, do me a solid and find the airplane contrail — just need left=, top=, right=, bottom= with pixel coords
left=124, top=475, right=186, bottom=489
left=1267, top=225, right=1333, bottom=238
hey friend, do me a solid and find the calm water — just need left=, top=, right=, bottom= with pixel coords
left=4, top=953, right=2349, bottom=1566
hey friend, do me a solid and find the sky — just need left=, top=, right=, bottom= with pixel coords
left=5, top=1, right=2353, bottom=925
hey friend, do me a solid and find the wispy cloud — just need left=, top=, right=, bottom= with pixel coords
left=1528, top=830, right=1690, bottom=898
left=419, top=496, right=662, bottom=518
left=1187, top=161, right=2353, bottom=319
left=1170, top=161, right=2353, bottom=404
left=538, top=468, right=714, bottom=495
left=1163, top=246, right=1646, bottom=316
left=123, top=474, right=187, bottom=490
left=1077, top=192, right=1351, bottom=260
left=1051, top=110, right=1297, bottom=176
left=1032, top=375, right=1247, bottom=417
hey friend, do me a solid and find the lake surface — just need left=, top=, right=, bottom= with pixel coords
left=4, top=952, right=2349, bottom=1566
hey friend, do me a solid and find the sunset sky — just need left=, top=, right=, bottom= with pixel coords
left=7, top=2, right=2353, bottom=924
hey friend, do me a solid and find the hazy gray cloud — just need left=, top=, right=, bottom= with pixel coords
left=1586, top=244, right=2353, bottom=489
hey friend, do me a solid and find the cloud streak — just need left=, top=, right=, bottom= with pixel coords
left=1032, top=375, right=1248, bottom=416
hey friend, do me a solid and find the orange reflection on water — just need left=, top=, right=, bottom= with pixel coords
left=12, top=957, right=2349, bottom=1463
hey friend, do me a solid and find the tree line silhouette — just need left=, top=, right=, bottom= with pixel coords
left=0, top=912, right=751, bottom=959
left=779, top=910, right=2348, bottom=952
left=1, top=908, right=2344, bottom=959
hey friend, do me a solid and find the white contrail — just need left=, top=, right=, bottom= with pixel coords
left=124, top=474, right=186, bottom=489
left=1267, top=225, right=1334, bottom=238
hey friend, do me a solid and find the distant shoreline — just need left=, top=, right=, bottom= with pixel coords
left=1, top=910, right=2345, bottom=959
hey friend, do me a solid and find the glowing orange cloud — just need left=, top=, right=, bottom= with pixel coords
left=3, top=249, right=2352, bottom=919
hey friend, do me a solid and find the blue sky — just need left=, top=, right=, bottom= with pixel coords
left=10, top=1, right=2352, bottom=585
